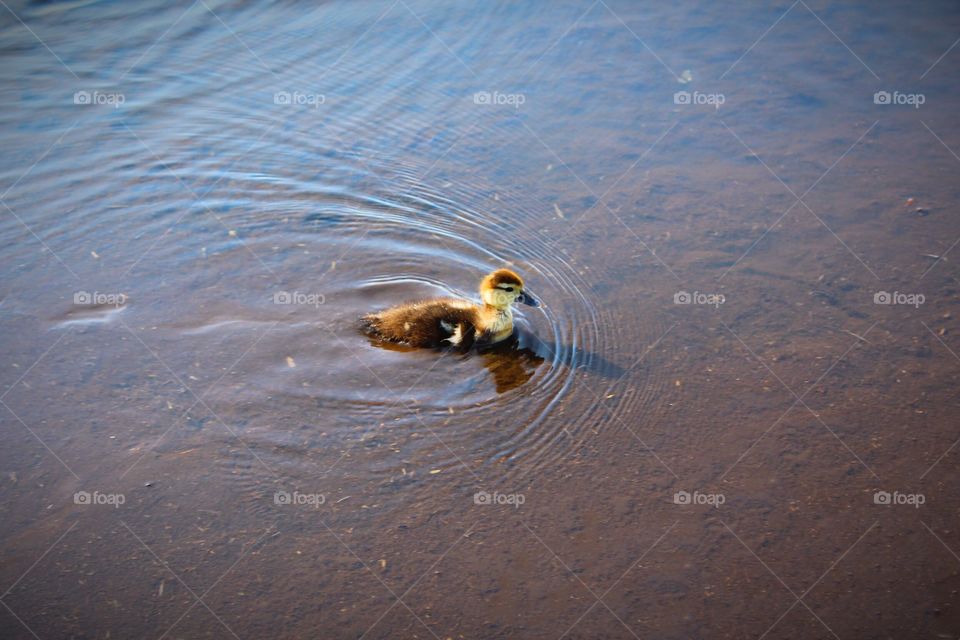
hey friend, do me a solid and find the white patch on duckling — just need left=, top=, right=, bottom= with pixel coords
left=441, top=320, right=463, bottom=346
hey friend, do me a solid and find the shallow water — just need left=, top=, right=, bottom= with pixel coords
left=1, top=0, right=960, bottom=638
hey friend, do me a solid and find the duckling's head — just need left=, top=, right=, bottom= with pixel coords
left=480, top=268, right=539, bottom=310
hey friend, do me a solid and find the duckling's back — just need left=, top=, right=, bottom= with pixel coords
left=363, top=298, right=480, bottom=348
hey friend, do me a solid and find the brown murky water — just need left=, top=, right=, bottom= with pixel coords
left=2, top=1, right=959, bottom=638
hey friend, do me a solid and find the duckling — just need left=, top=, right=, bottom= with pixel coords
left=363, top=268, right=539, bottom=348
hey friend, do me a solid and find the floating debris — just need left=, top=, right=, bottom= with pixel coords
left=842, top=329, right=871, bottom=344
left=678, top=69, right=693, bottom=84
left=285, top=356, right=296, bottom=368
left=91, top=250, right=100, bottom=259
left=554, top=203, right=565, bottom=219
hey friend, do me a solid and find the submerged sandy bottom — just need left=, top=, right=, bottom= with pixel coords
left=1, top=0, right=959, bottom=638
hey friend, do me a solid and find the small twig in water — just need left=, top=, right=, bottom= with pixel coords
left=842, top=329, right=871, bottom=344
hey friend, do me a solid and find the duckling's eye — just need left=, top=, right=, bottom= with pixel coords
left=504, top=287, right=514, bottom=292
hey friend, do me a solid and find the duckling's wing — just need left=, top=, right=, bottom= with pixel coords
left=417, top=300, right=479, bottom=348
left=438, top=314, right=477, bottom=348
left=364, top=298, right=479, bottom=348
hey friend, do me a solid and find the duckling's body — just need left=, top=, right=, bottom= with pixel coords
left=363, top=269, right=539, bottom=348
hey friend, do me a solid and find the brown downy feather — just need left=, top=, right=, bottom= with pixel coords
left=363, top=298, right=482, bottom=348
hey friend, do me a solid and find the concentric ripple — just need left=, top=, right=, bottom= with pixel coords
left=1, top=0, right=675, bottom=494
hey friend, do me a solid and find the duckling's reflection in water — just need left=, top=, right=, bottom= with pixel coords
left=365, top=331, right=545, bottom=394
left=474, top=333, right=545, bottom=393
left=477, top=329, right=628, bottom=391
left=365, top=327, right=626, bottom=393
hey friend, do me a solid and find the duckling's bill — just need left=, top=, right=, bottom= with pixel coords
left=518, top=291, right=539, bottom=307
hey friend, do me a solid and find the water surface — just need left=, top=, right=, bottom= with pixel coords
left=1, top=1, right=960, bottom=638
